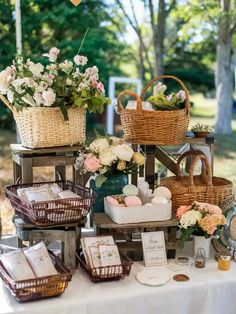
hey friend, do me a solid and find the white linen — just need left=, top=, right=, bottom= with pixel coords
left=1, top=245, right=236, bottom=314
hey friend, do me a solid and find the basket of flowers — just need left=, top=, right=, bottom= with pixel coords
left=0, top=48, right=110, bottom=148
left=117, top=75, right=190, bottom=145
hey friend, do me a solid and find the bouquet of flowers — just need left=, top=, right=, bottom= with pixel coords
left=147, top=82, right=186, bottom=111
left=74, top=136, right=145, bottom=187
left=0, top=47, right=110, bottom=120
left=176, top=201, right=226, bottom=246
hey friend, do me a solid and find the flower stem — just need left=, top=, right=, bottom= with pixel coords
left=77, top=28, right=90, bottom=55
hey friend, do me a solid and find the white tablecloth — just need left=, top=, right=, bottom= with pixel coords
left=1, top=246, right=236, bottom=314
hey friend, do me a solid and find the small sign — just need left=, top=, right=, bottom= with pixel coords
left=70, top=0, right=82, bottom=6
left=141, top=231, right=167, bottom=266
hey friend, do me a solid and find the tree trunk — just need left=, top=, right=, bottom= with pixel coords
left=215, top=0, right=232, bottom=134
left=153, top=0, right=166, bottom=76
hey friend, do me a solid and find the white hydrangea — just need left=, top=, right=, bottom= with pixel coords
left=112, top=143, right=134, bottom=162
left=89, top=138, right=110, bottom=154
left=180, top=210, right=202, bottom=229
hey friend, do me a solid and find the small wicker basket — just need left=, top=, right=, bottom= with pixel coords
left=76, top=250, right=132, bottom=282
left=161, top=150, right=234, bottom=212
left=0, top=251, right=73, bottom=302
left=117, top=75, right=190, bottom=145
left=0, top=94, right=85, bottom=148
left=4, top=181, right=95, bottom=227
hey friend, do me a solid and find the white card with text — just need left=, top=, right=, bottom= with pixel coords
left=141, top=231, right=167, bottom=266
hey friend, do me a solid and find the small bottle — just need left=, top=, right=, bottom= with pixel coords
left=195, top=248, right=206, bottom=268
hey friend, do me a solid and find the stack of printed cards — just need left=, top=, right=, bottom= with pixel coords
left=81, top=236, right=122, bottom=275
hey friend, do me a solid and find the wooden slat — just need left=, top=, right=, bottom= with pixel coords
left=93, top=213, right=179, bottom=229
left=32, top=156, right=75, bottom=167
left=155, top=147, right=178, bottom=175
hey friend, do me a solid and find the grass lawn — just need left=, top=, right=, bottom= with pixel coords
left=0, top=94, right=235, bottom=234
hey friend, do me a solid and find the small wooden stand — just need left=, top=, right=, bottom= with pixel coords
left=13, top=216, right=86, bottom=268
left=93, top=213, right=178, bottom=260
left=10, top=144, right=84, bottom=184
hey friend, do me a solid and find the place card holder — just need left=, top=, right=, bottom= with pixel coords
left=76, top=250, right=133, bottom=283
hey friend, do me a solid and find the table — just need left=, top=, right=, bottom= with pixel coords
left=1, top=244, right=236, bottom=314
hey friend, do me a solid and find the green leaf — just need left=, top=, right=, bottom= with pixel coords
left=95, top=174, right=107, bottom=188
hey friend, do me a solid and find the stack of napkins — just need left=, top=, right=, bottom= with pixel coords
left=81, top=236, right=122, bottom=274
left=0, top=242, right=58, bottom=281
left=17, top=183, right=80, bottom=203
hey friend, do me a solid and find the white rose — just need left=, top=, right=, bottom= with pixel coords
left=99, top=149, right=117, bottom=166
left=22, top=94, right=36, bottom=107
left=29, top=62, right=44, bottom=77
left=11, top=78, right=25, bottom=94
left=46, top=64, right=57, bottom=71
left=59, top=60, right=73, bottom=72
left=112, top=143, right=134, bottom=162
left=110, top=136, right=124, bottom=146
left=66, top=78, right=73, bottom=86
left=89, top=138, right=110, bottom=153
left=74, top=55, right=88, bottom=66
left=42, top=89, right=56, bottom=106
left=0, top=69, right=12, bottom=94
left=180, top=210, right=202, bottom=229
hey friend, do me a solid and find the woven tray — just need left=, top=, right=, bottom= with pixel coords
left=0, top=251, right=73, bottom=302
left=4, top=181, right=95, bottom=227
left=76, top=250, right=133, bottom=283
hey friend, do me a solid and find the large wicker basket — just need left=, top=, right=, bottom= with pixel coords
left=0, top=94, right=85, bottom=148
left=160, top=150, right=234, bottom=212
left=117, top=75, right=191, bottom=145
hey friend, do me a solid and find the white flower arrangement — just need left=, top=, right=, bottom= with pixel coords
left=0, top=47, right=110, bottom=120
left=75, top=136, right=146, bottom=187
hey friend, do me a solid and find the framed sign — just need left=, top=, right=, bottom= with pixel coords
left=141, top=231, right=167, bottom=266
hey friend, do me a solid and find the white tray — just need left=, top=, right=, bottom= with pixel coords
left=104, top=197, right=172, bottom=224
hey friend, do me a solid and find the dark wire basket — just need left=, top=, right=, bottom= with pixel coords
left=0, top=251, right=74, bottom=302
left=76, top=250, right=133, bottom=283
left=4, top=181, right=95, bottom=227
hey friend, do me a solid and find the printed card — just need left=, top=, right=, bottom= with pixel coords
left=141, top=231, right=167, bottom=266
left=99, top=245, right=121, bottom=267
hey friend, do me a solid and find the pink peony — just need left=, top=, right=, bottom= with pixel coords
left=176, top=205, right=190, bottom=220
left=84, top=154, right=101, bottom=172
left=91, top=79, right=98, bottom=88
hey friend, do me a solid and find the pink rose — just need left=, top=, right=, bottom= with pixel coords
left=97, top=82, right=105, bottom=93
left=43, top=47, right=60, bottom=62
left=74, top=55, right=88, bottom=66
left=84, top=154, right=101, bottom=172
left=176, top=205, right=190, bottom=220
left=33, top=92, right=43, bottom=105
left=92, top=79, right=98, bottom=88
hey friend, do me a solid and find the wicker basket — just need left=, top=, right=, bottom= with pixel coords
left=4, top=181, right=95, bottom=227
left=160, top=150, right=234, bottom=212
left=0, top=251, right=73, bottom=302
left=117, top=75, right=191, bottom=145
left=76, top=250, right=132, bottom=282
left=0, top=94, right=85, bottom=148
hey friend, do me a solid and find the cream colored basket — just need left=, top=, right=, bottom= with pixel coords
left=0, top=95, right=85, bottom=148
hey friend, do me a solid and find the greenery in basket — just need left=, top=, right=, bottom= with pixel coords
left=147, top=82, right=186, bottom=111
left=0, top=48, right=110, bottom=120
left=191, top=123, right=214, bottom=133
left=176, top=201, right=226, bottom=248
left=74, top=136, right=145, bottom=187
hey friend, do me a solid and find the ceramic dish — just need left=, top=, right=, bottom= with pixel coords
left=136, top=269, right=169, bottom=287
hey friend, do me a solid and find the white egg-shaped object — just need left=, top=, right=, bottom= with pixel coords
left=153, top=187, right=172, bottom=200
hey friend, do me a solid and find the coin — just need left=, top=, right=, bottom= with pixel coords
left=173, top=274, right=189, bottom=282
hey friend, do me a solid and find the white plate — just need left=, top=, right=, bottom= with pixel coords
left=136, top=269, right=170, bottom=287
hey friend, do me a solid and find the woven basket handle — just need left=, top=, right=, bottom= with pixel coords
left=117, top=90, right=142, bottom=113
left=140, top=75, right=190, bottom=114
left=177, top=150, right=213, bottom=187
left=0, top=94, right=14, bottom=112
